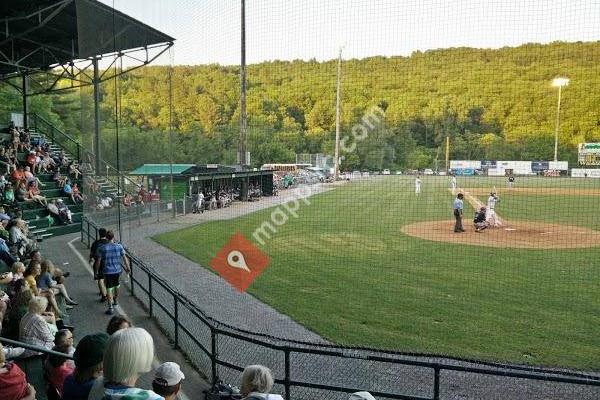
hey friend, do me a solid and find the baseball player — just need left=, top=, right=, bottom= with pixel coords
left=450, top=175, right=457, bottom=193
left=486, top=192, right=501, bottom=227
left=415, top=175, right=422, bottom=195
left=474, top=206, right=488, bottom=232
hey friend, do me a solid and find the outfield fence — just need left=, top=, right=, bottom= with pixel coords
left=80, top=216, right=600, bottom=400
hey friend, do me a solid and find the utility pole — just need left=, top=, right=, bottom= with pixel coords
left=334, top=47, right=343, bottom=180
left=240, top=0, right=248, bottom=200
left=445, top=136, right=450, bottom=172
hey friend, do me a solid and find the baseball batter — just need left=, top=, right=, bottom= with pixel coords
left=486, top=192, right=501, bottom=227
left=415, top=176, right=422, bottom=195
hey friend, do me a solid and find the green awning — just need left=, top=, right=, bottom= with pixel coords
left=129, top=164, right=195, bottom=176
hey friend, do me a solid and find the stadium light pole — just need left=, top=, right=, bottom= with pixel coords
left=334, top=46, right=343, bottom=181
left=552, top=77, right=569, bottom=162
left=239, top=0, right=248, bottom=200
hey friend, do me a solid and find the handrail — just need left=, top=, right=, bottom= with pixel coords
left=29, top=113, right=80, bottom=147
left=0, top=337, right=74, bottom=359
left=29, top=113, right=81, bottom=162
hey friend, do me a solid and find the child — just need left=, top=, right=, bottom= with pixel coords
left=11, top=262, right=25, bottom=281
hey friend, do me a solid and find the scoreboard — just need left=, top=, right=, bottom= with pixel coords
left=578, top=143, right=600, bottom=166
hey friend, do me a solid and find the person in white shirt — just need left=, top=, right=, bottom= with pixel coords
left=486, top=192, right=501, bottom=227
left=240, top=365, right=284, bottom=400
left=450, top=175, right=457, bottom=193
left=415, top=176, right=422, bottom=195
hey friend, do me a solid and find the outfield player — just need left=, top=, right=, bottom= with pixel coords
left=415, top=175, right=422, bottom=195
left=507, top=174, right=515, bottom=189
left=486, top=192, right=501, bottom=227
left=450, top=175, right=457, bottom=193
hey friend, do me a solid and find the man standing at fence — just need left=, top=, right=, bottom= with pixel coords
left=415, top=175, right=422, bottom=196
left=453, top=193, right=465, bottom=233
left=89, top=227, right=109, bottom=303
left=94, top=230, right=130, bottom=315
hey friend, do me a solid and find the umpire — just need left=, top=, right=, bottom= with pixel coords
left=453, top=193, right=465, bottom=233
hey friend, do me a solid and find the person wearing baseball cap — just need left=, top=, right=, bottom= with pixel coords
left=152, top=362, right=185, bottom=400
left=349, top=392, right=376, bottom=400
left=62, top=333, right=109, bottom=400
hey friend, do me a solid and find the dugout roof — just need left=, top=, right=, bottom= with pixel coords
left=0, top=0, right=174, bottom=79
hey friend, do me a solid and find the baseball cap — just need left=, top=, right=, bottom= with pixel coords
left=349, top=392, right=376, bottom=400
left=154, top=362, right=185, bottom=386
left=74, top=333, right=109, bottom=369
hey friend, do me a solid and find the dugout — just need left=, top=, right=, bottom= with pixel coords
left=129, top=163, right=274, bottom=198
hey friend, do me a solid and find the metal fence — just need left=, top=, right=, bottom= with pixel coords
left=80, top=216, right=600, bottom=400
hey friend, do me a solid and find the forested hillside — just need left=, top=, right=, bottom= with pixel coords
left=3, top=41, right=599, bottom=170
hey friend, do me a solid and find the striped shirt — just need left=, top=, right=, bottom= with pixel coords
left=97, top=242, right=125, bottom=275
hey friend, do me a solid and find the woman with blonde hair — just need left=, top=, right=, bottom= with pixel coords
left=38, top=260, right=77, bottom=306
left=19, top=296, right=57, bottom=357
left=88, top=327, right=163, bottom=400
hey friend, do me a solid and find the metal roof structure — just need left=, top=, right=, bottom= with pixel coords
left=0, top=0, right=174, bottom=94
left=129, top=164, right=196, bottom=176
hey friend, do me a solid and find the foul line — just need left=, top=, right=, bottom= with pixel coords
left=67, top=238, right=191, bottom=400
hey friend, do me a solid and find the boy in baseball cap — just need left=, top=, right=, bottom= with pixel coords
left=152, top=362, right=185, bottom=400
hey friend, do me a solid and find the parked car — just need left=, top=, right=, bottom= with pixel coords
left=382, top=169, right=391, bottom=175
left=424, top=169, right=434, bottom=175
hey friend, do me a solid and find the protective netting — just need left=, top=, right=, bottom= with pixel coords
left=22, top=0, right=600, bottom=398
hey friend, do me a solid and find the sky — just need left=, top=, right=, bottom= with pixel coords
left=100, top=0, right=600, bottom=65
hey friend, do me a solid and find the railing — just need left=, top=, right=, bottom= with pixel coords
left=80, top=216, right=600, bottom=400
left=29, top=113, right=81, bottom=162
left=0, top=337, right=74, bottom=360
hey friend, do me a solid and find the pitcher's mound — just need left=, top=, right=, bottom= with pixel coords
left=401, top=220, right=600, bottom=249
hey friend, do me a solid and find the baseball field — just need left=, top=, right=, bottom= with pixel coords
left=153, top=176, right=600, bottom=370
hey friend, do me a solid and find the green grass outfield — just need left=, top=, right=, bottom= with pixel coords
left=154, top=176, right=600, bottom=370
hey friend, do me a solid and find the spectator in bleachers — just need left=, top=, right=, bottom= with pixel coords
left=23, top=262, right=63, bottom=316
left=0, top=342, right=36, bottom=400
left=0, top=173, right=7, bottom=191
left=3, top=279, right=32, bottom=339
left=53, top=168, right=67, bottom=189
left=62, top=333, right=110, bottom=400
left=11, top=261, right=25, bottom=281
left=349, top=392, right=376, bottom=400
left=0, top=147, right=11, bottom=173
left=23, top=166, right=45, bottom=187
left=0, top=214, right=11, bottom=241
left=38, top=260, right=77, bottom=306
left=88, top=327, right=162, bottom=400
left=122, top=193, right=133, bottom=208
left=41, top=152, right=56, bottom=173
left=11, top=166, right=25, bottom=183
left=25, top=151, right=37, bottom=172
left=0, top=235, right=17, bottom=266
left=15, top=181, right=30, bottom=202
left=152, top=362, right=185, bottom=400
left=27, top=181, right=48, bottom=207
left=19, top=296, right=57, bottom=357
left=71, top=183, right=84, bottom=203
left=68, top=161, right=81, bottom=180
left=89, top=228, right=109, bottom=302
left=46, top=331, right=76, bottom=397
left=3, top=182, right=15, bottom=204
left=63, top=178, right=73, bottom=197
left=48, top=199, right=68, bottom=225
left=240, top=365, right=284, bottom=400
left=9, top=219, right=35, bottom=256
left=106, top=315, right=131, bottom=335
left=56, top=199, right=73, bottom=224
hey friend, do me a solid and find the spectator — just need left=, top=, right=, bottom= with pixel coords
left=152, top=362, right=185, bottom=400
left=63, top=179, right=73, bottom=197
left=0, top=214, right=11, bottom=241
left=27, top=181, right=48, bottom=206
left=88, top=328, right=162, bottom=400
left=3, top=280, right=32, bottom=339
left=56, top=199, right=73, bottom=224
left=94, top=230, right=130, bottom=315
left=349, top=393, right=376, bottom=400
left=240, top=365, right=284, bottom=400
left=54, top=328, right=76, bottom=357
left=48, top=199, right=68, bottom=225
left=53, top=168, right=66, bottom=189
left=24, top=166, right=45, bottom=187
left=0, top=236, right=17, bottom=267
left=71, top=183, right=84, bottom=203
left=19, top=296, right=57, bottom=357
left=15, top=181, right=30, bottom=202
left=9, top=219, right=35, bottom=256
left=106, top=315, right=132, bottom=335
left=38, top=260, right=77, bottom=306
left=62, top=333, right=110, bottom=400
left=0, top=342, right=36, bottom=400
left=3, top=182, right=15, bottom=203
left=23, top=261, right=62, bottom=316
left=46, top=336, right=76, bottom=397
left=90, top=227, right=109, bottom=302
